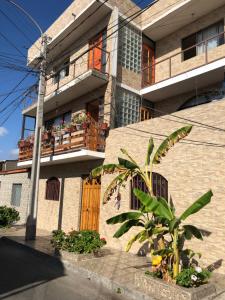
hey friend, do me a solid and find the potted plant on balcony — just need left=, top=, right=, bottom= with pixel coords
left=18, top=139, right=25, bottom=148
left=72, top=112, right=88, bottom=131
left=100, top=122, right=108, bottom=130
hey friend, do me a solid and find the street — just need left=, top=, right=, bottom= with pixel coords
left=0, top=238, right=128, bottom=300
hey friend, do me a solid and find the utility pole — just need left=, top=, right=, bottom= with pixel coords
left=25, top=35, right=47, bottom=240
left=5, top=0, right=47, bottom=240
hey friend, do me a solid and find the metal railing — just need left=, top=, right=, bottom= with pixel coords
left=23, top=46, right=110, bottom=110
left=142, top=31, right=225, bottom=88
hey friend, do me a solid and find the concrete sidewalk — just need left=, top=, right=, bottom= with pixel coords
left=1, top=226, right=225, bottom=300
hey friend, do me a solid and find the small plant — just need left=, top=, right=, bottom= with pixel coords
left=0, top=206, right=20, bottom=228
left=72, top=112, right=88, bottom=125
left=176, top=266, right=211, bottom=288
left=51, top=229, right=106, bottom=254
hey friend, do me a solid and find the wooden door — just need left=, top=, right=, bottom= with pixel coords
left=89, top=32, right=103, bottom=72
left=142, top=43, right=155, bottom=87
left=80, top=177, right=101, bottom=232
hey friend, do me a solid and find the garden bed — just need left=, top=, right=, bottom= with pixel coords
left=59, top=247, right=111, bottom=262
left=134, top=271, right=216, bottom=300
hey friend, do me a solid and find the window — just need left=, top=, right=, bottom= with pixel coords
left=115, top=87, right=140, bottom=127
left=45, top=111, right=71, bottom=130
left=46, top=177, right=60, bottom=201
left=131, top=173, right=168, bottom=210
left=182, top=21, right=224, bottom=61
left=11, top=184, right=22, bottom=207
left=53, top=59, right=70, bottom=84
left=118, top=18, right=142, bottom=73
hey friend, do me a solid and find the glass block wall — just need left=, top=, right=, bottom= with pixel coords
left=118, top=19, right=142, bottom=73
left=115, top=87, right=140, bottom=127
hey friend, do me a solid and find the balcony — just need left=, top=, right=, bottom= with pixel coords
left=17, top=118, right=107, bottom=167
left=23, top=47, right=110, bottom=117
left=141, top=31, right=225, bottom=102
left=142, top=0, right=225, bottom=41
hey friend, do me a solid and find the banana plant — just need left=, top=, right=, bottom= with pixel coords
left=90, top=125, right=213, bottom=279
left=106, top=188, right=213, bottom=279
left=91, top=125, right=193, bottom=203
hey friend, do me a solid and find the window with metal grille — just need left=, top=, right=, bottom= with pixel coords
left=115, top=87, right=140, bottom=127
left=118, top=18, right=142, bottom=73
left=130, top=173, right=168, bottom=210
left=46, top=177, right=60, bottom=201
left=11, top=184, right=22, bottom=207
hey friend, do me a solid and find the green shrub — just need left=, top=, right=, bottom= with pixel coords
left=176, top=267, right=211, bottom=288
left=51, top=229, right=107, bottom=254
left=0, top=206, right=20, bottom=228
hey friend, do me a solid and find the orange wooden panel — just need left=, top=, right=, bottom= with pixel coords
left=89, top=32, right=103, bottom=71
left=80, top=178, right=101, bottom=232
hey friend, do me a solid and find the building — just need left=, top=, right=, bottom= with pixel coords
left=0, top=161, right=31, bottom=224
left=18, top=0, right=225, bottom=273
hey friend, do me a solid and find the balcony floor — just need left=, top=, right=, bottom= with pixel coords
left=141, top=57, right=225, bottom=102
left=17, top=149, right=105, bottom=167
left=23, top=69, right=108, bottom=117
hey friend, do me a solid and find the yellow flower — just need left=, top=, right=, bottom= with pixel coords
left=151, top=255, right=162, bottom=266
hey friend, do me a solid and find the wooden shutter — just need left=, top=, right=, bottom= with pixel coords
left=89, top=32, right=103, bottom=71
left=46, top=177, right=60, bottom=200
left=142, top=43, right=155, bottom=87
left=131, top=173, right=168, bottom=210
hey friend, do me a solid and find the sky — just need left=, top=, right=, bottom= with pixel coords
left=0, top=0, right=146, bottom=160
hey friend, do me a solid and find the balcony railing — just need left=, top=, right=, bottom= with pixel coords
left=142, top=31, right=225, bottom=88
left=23, top=46, right=110, bottom=110
left=18, top=118, right=108, bottom=162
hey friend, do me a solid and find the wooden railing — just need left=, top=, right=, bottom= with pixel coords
left=142, top=31, right=225, bottom=88
left=18, top=119, right=108, bottom=162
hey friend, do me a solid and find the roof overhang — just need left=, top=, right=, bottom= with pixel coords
left=23, top=69, right=108, bottom=117
left=28, top=0, right=113, bottom=68
left=141, top=57, right=225, bottom=102
left=143, top=0, right=225, bottom=41
left=17, top=150, right=105, bottom=167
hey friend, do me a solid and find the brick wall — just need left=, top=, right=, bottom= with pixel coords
left=0, top=171, right=31, bottom=224
left=37, top=160, right=103, bottom=232
left=100, top=97, right=225, bottom=274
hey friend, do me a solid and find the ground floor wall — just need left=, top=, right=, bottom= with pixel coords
left=100, top=98, right=225, bottom=274
left=0, top=170, right=31, bottom=224
left=37, top=160, right=103, bottom=233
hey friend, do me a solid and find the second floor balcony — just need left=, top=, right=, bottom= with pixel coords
left=23, top=46, right=110, bottom=117
left=141, top=30, right=225, bottom=102
left=17, top=117, right=108, bottom=167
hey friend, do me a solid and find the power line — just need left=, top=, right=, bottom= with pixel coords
left=0, top=7, right=41, bottom=52
left=0, top=31, right=26, bottom=59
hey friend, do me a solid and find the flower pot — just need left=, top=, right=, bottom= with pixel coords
left=76, top=124, right=82, bottom=131
left=100, top=123, right=108, bottom=130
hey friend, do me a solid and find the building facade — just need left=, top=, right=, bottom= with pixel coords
left=18, top=0, right=225, bottom=273
left=0, top=161, right=31, bottom=224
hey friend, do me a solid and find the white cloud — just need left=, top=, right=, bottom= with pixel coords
left=0, top=127, right=8, bottom=137
left=10, top=148, right=19, bottom=158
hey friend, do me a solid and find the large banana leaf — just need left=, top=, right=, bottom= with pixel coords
left=183, top=225, right=203, bottom=240
left=133, top=189, right=159, bottom=212
left=145, top=138, right=154, bottom=166
left=113, top=219, right=144, bottom=238
left=102, top=171, right=130, bottom=204
left=106, top=211, right=143, bottom=224
left=180, top=190, right=213, bottom=221
left=153, top=125, right=192, bottom=164
left=91, top=164, right=125, bottom=178
left=118, top=157, right=138, bottom=170
left=120, top=148, right=138, bottom=166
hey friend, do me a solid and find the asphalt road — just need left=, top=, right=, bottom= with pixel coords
left=0, top=238, right=128, bottom=300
